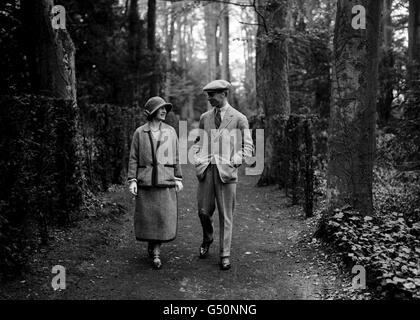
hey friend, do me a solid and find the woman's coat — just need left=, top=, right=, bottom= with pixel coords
left=128, top=122, right=182, bottom=242
left=128, top=122, right=182, bottom=186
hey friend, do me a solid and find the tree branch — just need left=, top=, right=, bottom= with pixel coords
left=161, top=0, right=268, bottom=34
left=161, top=0, right=254, bottom=8
left=251, top=0, right=268, bottom=34
left=238, top=21, right=260, bottom=26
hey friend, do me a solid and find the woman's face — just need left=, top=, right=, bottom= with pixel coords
left=153, top=106, right=167, bottom=121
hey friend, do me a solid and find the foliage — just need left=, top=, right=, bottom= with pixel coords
left=375, top=130, right=420, bottom=223
left=374, top=167, right=420, bottom=223
left=317, top=206, right=420, bottom=299
left=56, top=0, right=134, bottom=104
left=0, top=0, right=30, bottom=94
left=398, top=84, right=420, bottom=170
left=288, top=30, right=332, bottom=117
left=78, top=101, right=146, bottom=191
left=376, top=123, right=420, bottom=171
left=166, top=58, right=208, bottom=121
left=317, top=127, right=420, bottom=299
left=0, top=95, right=84, bottom=276
left=0, top=0, right=161, bottom=107
left=251, top=112, right=327, bottom=215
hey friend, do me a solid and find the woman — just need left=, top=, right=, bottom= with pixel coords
left=127, top=96, right=183, bottom=269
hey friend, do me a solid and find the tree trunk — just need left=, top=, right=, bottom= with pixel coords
left=21, top=0, right=76, bottom=102
left=127, top=0, right=144, bottom=104
left=178, top=14, right=189, bottom=120
left=20, top=0, right=78, bottom=237
left=187, top=91, right=195, bottom=120
left=327, top=0, right=382, bottom=215
left=404, top=0, right=420, bottom=162
left=186, top=21, right=195, bottom=121
left=383, top=0, right=393, bottom=48
left=408, top=0, right=420, bottom=68
left=378, top=0, right=394, bottom=125
left=408, top=0, right=420, bottom=82
left=147, top=0, right=156, bottom=51
left=177, top=14, right=186, bottom=71
left=204, top=2, right=220, bottom=83
left=163, top=0, right=169, bottom=99
left=256, top=0, right=291, bottom=186
left=241, top=8, right=256, bottom=108
left=221, top=3, right=230, bottom=81
left=164, top=1, right=175, bottom=101
left=147, top=0, right=158, bottom=96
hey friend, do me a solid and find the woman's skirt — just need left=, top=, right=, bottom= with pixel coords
left=134, top=187, right=178, bottom=242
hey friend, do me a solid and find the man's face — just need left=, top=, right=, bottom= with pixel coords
left=207, top=91, right=225, bottom=108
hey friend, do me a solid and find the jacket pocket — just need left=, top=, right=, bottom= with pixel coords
left=219, top=163, right=238, bottom=183
left=156, top=164, right=175, bottom=185
left=163, top=164, right=175, bottom=182
left=137, top=166, right=153, bottom=185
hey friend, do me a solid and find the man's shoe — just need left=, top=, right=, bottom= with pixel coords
left=199, top=240, right=213, bottom=259
left=153, top=257, right=162, bottom=269
left=220, top=257, right=231, bottom=270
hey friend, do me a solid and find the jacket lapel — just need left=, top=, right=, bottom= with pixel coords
left=141, top=123, right=152, bottom=153
left=143, top=122, right=163, bottom=154
left=144, top=122, right=164, bottom=186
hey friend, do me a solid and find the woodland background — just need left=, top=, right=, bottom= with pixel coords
left=0, top=0, right=419, bottom=299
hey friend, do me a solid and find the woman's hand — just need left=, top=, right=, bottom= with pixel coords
left=175, top=180, right=183, bottom=192
left=129, top=180, right=137, bottom=196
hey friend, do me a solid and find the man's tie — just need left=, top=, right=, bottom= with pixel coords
left=214, top=108, right=221, bottom=129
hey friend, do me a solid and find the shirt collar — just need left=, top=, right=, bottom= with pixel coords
left=214, top=102, right=229, bottom=113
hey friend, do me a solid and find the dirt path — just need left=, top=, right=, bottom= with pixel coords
left=1, top=164, right=353, bottom=300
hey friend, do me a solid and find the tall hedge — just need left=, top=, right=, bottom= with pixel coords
left=282, top=114, right=315, bottom=217
left=250, top=113, right=319, bottom=218
left=78, top=102, right=146, bottom=191
left=0, top=95, right=83, bottom=274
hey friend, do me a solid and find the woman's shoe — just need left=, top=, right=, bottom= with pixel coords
left=199, top=239, right=213, bottom=259
left=153, top=256, right=162, bottom=269
left=220, top=257, right=231, bottom=270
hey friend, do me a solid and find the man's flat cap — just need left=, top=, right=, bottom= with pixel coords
left=203, top=79, right=232, bottom=92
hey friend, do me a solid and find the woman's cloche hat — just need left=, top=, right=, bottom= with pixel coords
left=144, top=96, right=172, bottom=118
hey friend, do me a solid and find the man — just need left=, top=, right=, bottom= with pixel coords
left=194, top=79, right=253, bottom=270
